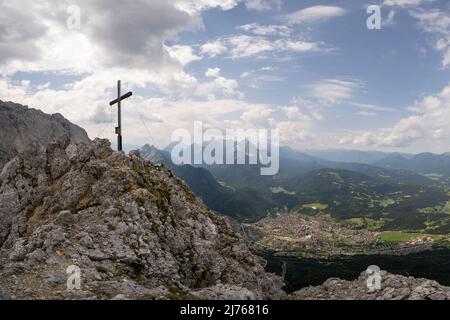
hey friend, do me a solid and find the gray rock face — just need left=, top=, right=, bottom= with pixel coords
left=291, top=270, right=450, bottom=300
left=0, top=138, right=283, bottom=300
left=0, top=100, right=90, bottom=168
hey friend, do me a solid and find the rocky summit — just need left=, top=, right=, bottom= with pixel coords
left=292, top=270, right=450, bottom=300
left=0, top=100, right=90, bottom=168
left=0, top=137, right=283, bottom=300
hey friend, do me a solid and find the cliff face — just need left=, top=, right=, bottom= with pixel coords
left=0, top=100, right=90, bottom=168
left=0, top=138, right=283, bottom=300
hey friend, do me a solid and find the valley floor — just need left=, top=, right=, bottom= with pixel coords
left=242, top=212, right=450, bottom=259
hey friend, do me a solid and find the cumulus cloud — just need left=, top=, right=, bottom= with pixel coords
left=342, top=84, right=450, bottom=149
left=226, top=35, right=274, bottom=58
left=236, top=99, right=318, bottom=146
left=238, top=23, right=291, bottom=37
left=84, top=0, right=195, bottom=69
left=165, top=45, right=201, bottom=66
left=0, top=0, right=204, bottom=75
left=201, top=15, right=331, bottom=60
left=281, top=106, right=311, bottom=122
left=277, top=121, right=314, bottom=144
left=228, top=36, right=273, bottom=58
left=205, top=68, right=221, bottom=78
left=383, top=0, right=434, bottom=8
left=3, top=0, right=445, bottom=153
left=0, top=73, right=259, bottom=146
left=200, top=40, right=228, bottom=57
left=196, top=68, right=241, bottom=99
left=179, top=0, right=280, bottom=14
left=245, top=0, right=281, bottom=12
left=266, top=97, right=320, bottom=146
left=240, top=107, right=275, bottom=127
left=206, top=35, right=322, bottom=59
left=0, top=0, right=249, bottom=127
left=0, top=0, right=220, bottom=111
left=175, top=0, right=240, bottom=15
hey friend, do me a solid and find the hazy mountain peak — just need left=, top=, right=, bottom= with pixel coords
left=138, top=144, right=170, bottom=165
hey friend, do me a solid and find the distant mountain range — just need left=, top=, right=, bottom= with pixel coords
left=139, top=143, right=450, bottom=231
left=138, top=144, right=269, bottom=221
left=374, top=153, right=450, bottom=178
left=302, top=149, right=410, bottom=164
left=300, top=148, right=450, bottom=178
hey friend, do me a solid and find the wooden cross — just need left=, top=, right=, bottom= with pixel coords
left=109, top=80, right=132, bottom=151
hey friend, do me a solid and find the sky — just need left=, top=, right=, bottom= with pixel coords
left=0, top=0, right=449, bottom=153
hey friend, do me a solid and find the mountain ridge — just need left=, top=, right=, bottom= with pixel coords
left=140, top=144, right=448, bottom=227
left=0, top=100, right=90, bottom=168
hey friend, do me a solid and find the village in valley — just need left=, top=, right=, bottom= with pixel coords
left=242, top=206, right=450, bottom=259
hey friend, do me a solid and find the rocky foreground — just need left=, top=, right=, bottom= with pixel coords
left=1, top=137, right=450, bottom=300
left=0, top=138, right=282, bottom=300
left=293, top=270, right=450, bottom=300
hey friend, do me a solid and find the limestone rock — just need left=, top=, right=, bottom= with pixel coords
left=291, top=269, right=450, bottom=300
left=0, top=138, right=283, bottom=300
left=0, top=100, right=90, bottom=169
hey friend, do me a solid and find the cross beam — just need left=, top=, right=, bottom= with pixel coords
left=109, top=80, right=132, bottom=152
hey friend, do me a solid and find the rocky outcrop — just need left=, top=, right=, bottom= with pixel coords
left=0, top=100, right=90, bottom=168
left=292, top=270, right=450, bottom=300
left=0, top=138, right=283, bottom=300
